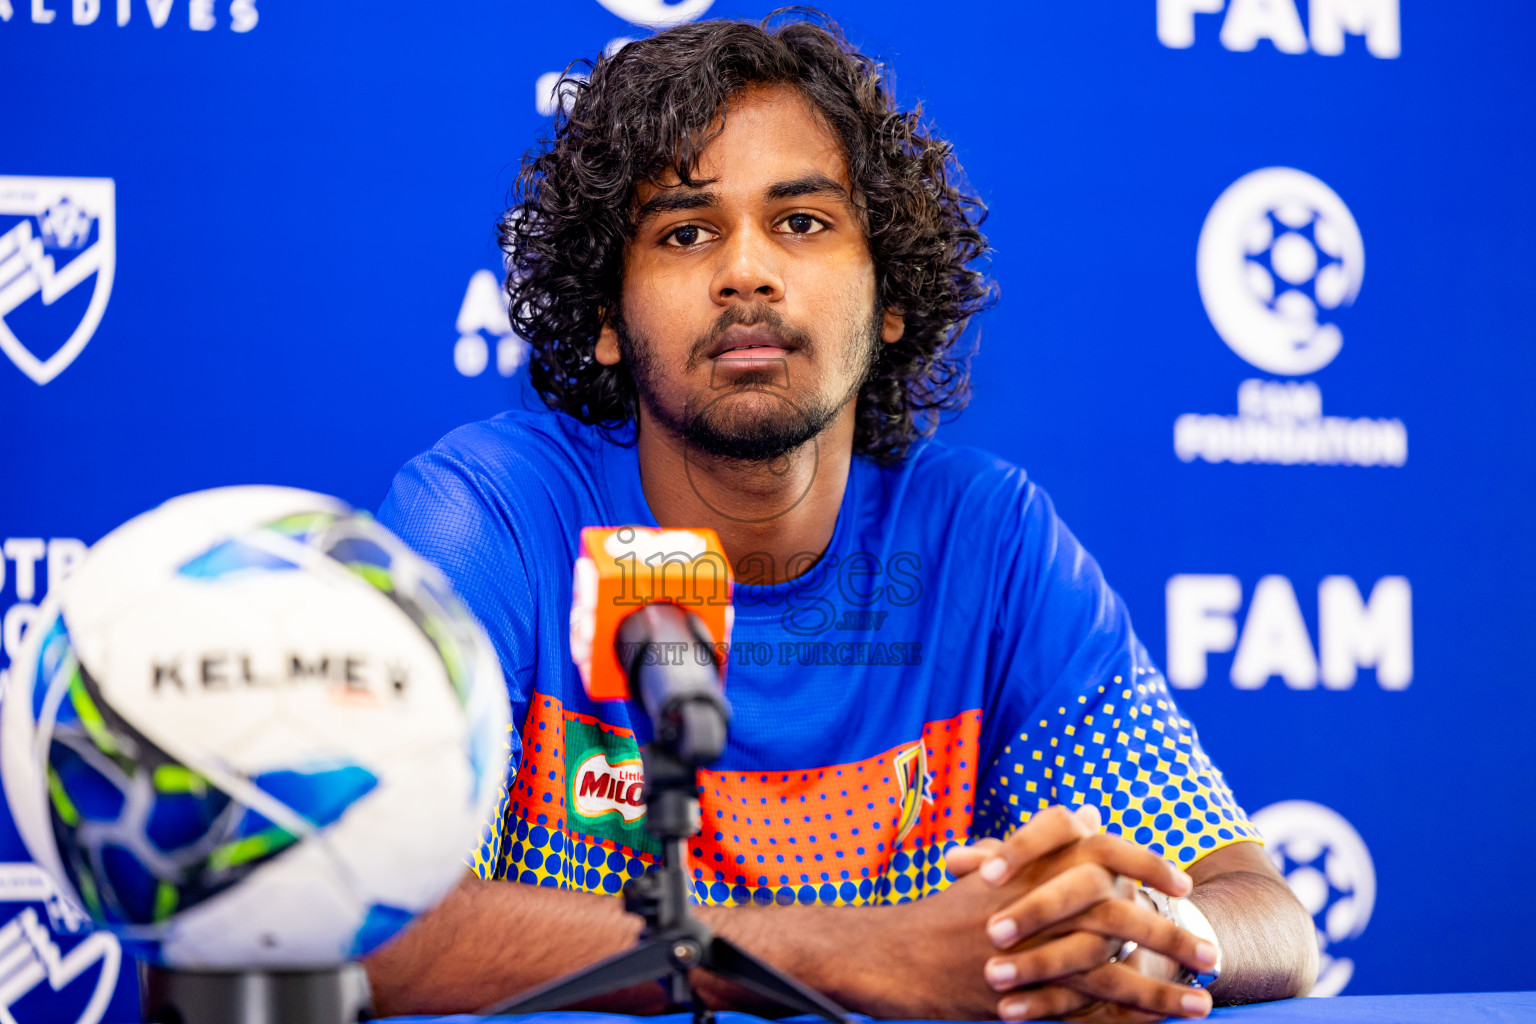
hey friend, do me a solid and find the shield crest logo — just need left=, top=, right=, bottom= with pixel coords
left=0, top=176, right=116, bottom=385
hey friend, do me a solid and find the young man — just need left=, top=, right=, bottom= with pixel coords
left=370, top=15, right=1317, bottom=1021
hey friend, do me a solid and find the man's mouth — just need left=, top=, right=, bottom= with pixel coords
left=716, top=346, right=790, bottom=362
left=707, top=324, right=798, bottom=363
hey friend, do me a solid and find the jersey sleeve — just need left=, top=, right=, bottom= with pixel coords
left=378, top=448, right=539, bottom=879
left=972, top=480, right=1260, bottom=867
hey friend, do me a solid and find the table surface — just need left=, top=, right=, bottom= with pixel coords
left=387, top=992, right=1536, bottom=1023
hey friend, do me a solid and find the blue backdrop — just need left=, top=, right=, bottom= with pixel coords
left=2, top=2, right=1533, bottom=1020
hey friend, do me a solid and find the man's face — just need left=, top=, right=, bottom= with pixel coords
left=598, top=84, right=902, bottom=462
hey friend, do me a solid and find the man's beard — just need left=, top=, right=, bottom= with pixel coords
left=616, top=304, right=882, bottom=463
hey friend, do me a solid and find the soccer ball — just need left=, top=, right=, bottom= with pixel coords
left=0, top=486, right=510, bottom=969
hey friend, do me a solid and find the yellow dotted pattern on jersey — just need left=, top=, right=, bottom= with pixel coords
left=499, top=829, right=959, bottom=907
left=976, top=659, right=1259, bottom=866
left=469, top=722, right=516, bottom=880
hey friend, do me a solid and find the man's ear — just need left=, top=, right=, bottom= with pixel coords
left=595, top=313, right=622, bottom=365
left=881, top=308, right=905, bottom=344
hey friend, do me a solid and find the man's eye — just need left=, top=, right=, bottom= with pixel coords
left=665, top=225, right=715, bottom=247
left=779, top=213, right=826, bottom=235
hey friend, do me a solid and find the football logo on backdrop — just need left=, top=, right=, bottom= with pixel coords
left=454, top=270, right=528, bottom=378
left=534, top=2, right=715, bottom=114
left=1251, top=800, right=1375, bottom=997
left=1175, top=169, right=1403, bottom=466
left=0, top=177, right=116, bottom=385
left=0, top=865, right=120, bottom=1024
left=1197, top=168, right=1363, bottom=376
left=593, top=0, right=714, bottom=29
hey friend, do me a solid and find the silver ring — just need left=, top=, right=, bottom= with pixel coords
left=1108, top=939, right=1138, bottom=964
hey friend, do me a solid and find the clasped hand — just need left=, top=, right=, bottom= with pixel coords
left=930, top=804, right=1218, bottom=1022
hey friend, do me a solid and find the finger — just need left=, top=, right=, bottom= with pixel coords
left=1074, top=803, right=1103, bottom=831
left=987, top=862, right=1120, bottom=947
left=1065, top=962, right=1213, bottom=1019
left=1074, top=833, right=1193, bottom=898
left=985, top=931, right=1120, bottom=989
left=979, top=805, right=1093, bottom=887
left=1071, top=897, right=1220, bottom=975
left=996, top=984, right=1095, bottom=1022
left=944, top=837, right=1004, bottom=877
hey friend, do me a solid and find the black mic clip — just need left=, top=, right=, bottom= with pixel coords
left=616, top=601, right=730, bottom=769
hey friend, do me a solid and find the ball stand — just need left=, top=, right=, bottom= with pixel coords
left=140, top=963, right=372, bottom=1024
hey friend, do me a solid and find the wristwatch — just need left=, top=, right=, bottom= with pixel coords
left=1139, top=886, right=1222, bottom=988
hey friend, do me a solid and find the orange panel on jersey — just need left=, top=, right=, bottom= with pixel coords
left=690, top=710, right=981, bottom=905
left=498, top=696, right=981, bottom=907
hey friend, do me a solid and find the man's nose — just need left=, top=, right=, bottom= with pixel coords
left=711, top=224, right=784, bottom=305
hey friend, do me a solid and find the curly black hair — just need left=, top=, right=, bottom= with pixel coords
left=501, top=9, right=994, bottom=464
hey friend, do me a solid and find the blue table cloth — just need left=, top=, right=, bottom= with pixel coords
left=389, top=993, right=1536, bottom=1023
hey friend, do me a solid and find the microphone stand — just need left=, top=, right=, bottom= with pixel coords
left=483, top=609, right=852, bottom=1024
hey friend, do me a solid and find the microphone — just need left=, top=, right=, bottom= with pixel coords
left=570, top=526, right=735, bottom=766
left=491, top=525, right=853, bottom=1024
left=617, top=603, right=728, bottom=765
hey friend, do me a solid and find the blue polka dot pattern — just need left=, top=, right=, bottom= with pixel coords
left=974, top=650, right=1258, bottom=865
left=470, top=722, right=517, bottom=880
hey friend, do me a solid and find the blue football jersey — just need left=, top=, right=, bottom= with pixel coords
left=379, top=407, right=1258, bottom=906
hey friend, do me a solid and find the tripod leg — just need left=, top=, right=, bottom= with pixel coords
left=478, top=938, right=675, bottom=1016
left=703, top=935, right=855, bottom=1024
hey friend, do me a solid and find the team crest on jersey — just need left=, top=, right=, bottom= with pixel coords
left=893, top=742, right=935, bottom=844
left=0, top=176, right=116, bottom=385
left=564, top=719, right=659, bottom=856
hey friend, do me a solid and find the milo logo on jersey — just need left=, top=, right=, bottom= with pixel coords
left=574, top=753, right=644, bottom=822
left=565, top=720, right=659, bottom=857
